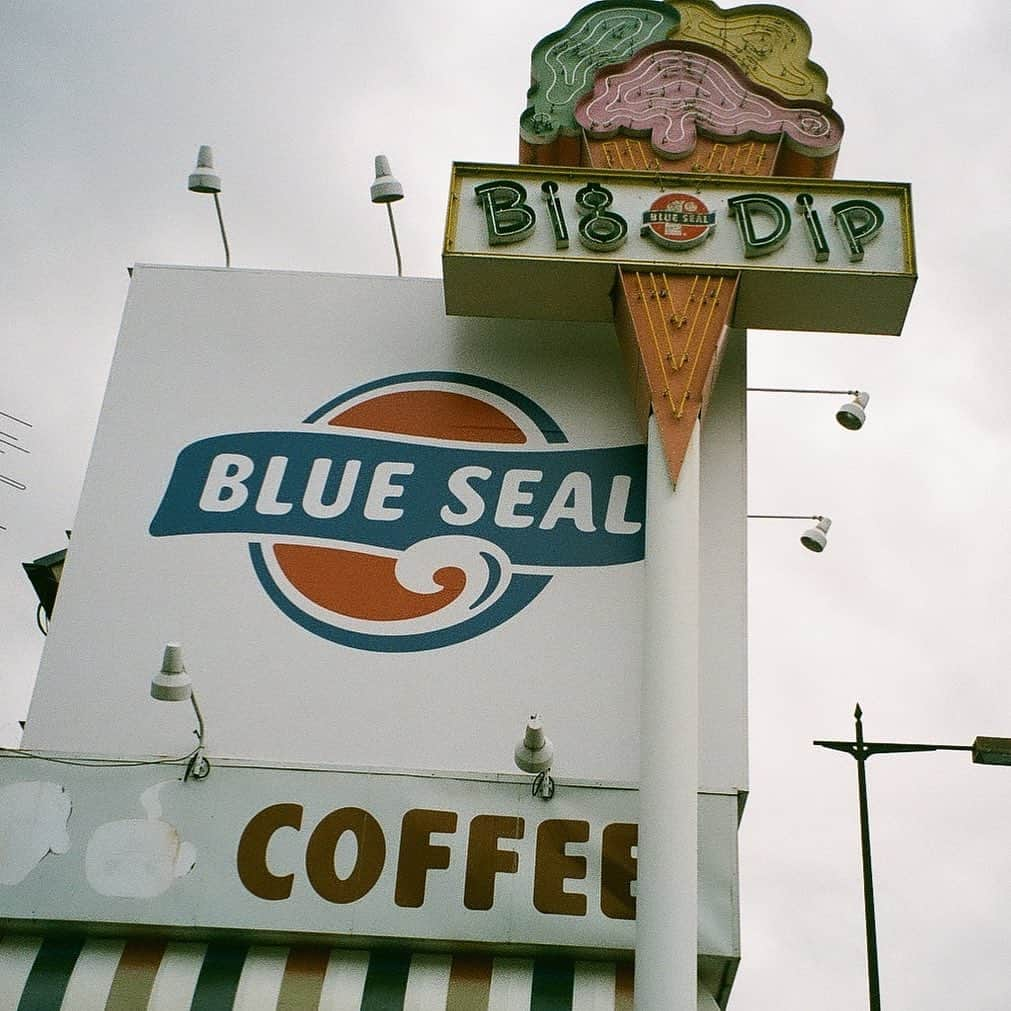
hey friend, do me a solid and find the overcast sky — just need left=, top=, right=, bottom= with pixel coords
left=3, top=2, right=1010, bottom=1008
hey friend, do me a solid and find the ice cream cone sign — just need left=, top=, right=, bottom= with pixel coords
left=523, top=4, right=843, bottom=486
left=443, top=1, right=915, bottom=486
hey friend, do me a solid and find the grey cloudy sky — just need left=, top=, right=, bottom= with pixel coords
left=2, top=1, right=1010, bottom=1008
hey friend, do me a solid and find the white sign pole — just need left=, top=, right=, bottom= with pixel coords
left=700, top=330, right=749, bottom=795
left=637, top=416, right=700, bottom=1008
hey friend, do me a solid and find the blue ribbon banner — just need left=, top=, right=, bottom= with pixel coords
left=151, top=431, right=646, bottom=567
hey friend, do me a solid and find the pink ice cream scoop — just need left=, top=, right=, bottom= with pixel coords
left=575, top=42, right=843, bottom=159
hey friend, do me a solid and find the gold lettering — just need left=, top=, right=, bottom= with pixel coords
left=394, top=808, right=458, bottom=908
left=305, top=807, right=385, bottom=904
left=600, top=822, right=637, bottom=920
left=236, top=803, right=303, bottom=901
left=533, top=819, right=589, bottom=916
left=464, top=814, right=524, bottom=910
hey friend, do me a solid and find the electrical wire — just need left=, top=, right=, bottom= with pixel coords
left=0, top=743, right=203, bottom=770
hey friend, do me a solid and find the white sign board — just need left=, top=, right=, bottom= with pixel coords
left=0, top=756, right=739, bottom=961
left=443, top=163, right=916, bottom=334
left=25, top=268, right=649, bottom=781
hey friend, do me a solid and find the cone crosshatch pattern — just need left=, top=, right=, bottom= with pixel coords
left=615, top=269, right=739, bottom=462
left=518, top=0, right=843, bottom=485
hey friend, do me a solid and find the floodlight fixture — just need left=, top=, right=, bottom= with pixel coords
left=187, top=145, right=230, bottom=268
left=747, top=387, right=871, bottom=430
left=514, top=714, right=555, bottom=799
left=748, top=514, right=832, bottom=552
left=836, top=391, right=870, bottom=431
left=150, top=643, right=209, bottom=781
left=801, top=516, right=832, bottom=552
left=371, top=155, right=404, bottom=277
left=23, top=548, right=67, bottom=622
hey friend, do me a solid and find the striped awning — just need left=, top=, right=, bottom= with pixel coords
left=0, top=934, right=636, bottom=1010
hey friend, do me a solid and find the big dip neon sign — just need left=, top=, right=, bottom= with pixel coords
left=475, top=178, right=884, bottom=263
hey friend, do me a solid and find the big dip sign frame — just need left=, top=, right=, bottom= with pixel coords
left=443, top=163, right=915, bottom=335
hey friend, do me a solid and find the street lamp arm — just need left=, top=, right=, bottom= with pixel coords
left=812, top=739, right=860, bottom=755
left=814, top=739, right=974, bottom=759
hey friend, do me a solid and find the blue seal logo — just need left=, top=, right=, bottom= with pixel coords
left=151, top=372, right=645, bottom=652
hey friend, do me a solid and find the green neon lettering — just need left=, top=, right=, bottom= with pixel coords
left=474, top=181, right=536, bottom=246
left=727, top=193, right=792, bottom=258
left=831, top=199, right=885, bottom=262
left=541, top=181, right=569, bottom=249
left=575, top=183, right=628, bottom=253
left=796, top=193, right=830, bottom=263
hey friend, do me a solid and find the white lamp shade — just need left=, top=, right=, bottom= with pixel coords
left=151, top=643, right=193, bottom=701
left=188, top=145, right=221, bottom=194
left=801, top=516, right=832, bottom=552
left=370, top=155, right=404, bottom=203
left=514, top=715, right=554, bottom=773
left=836, top=392, right=869, bottom=430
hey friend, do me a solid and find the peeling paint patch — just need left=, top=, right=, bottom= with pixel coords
left=0, top=781, right=72, bottom=885
left=85, top=781, right=196, bottom=899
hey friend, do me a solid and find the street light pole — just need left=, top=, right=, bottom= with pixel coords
left=854, top=705, right=881, bottom=1011
left=814, top=705, right=976, bottom=1011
